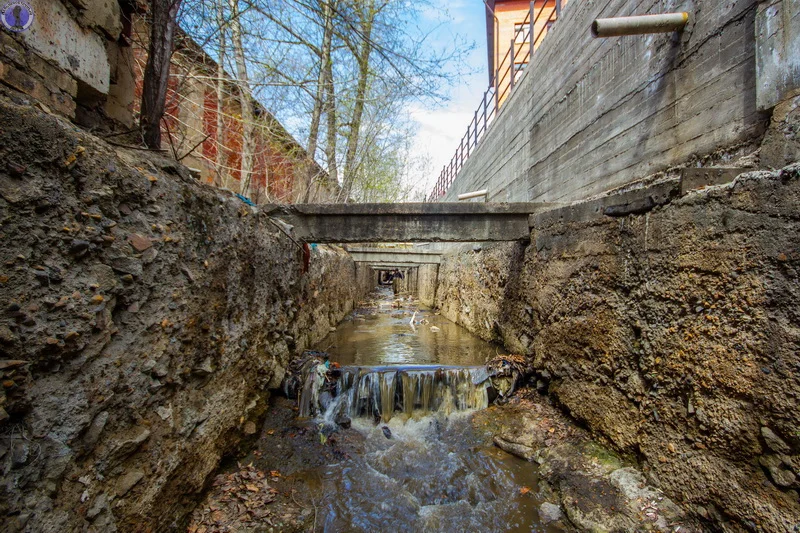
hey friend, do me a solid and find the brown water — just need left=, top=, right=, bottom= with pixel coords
left=295, top=287, right=560, bottom=532
left=319, top=286, right=504, bottom=367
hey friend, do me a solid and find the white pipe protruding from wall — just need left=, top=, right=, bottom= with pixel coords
left=592, top=12, right=689, bottom=38
left=457, top=189, right=488, bottom=201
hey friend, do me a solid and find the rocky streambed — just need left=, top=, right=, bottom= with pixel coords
left=188, top=289, right=699, bottom=532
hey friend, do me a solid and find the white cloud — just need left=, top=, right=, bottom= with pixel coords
left=404, top=0, right=489, bottom=197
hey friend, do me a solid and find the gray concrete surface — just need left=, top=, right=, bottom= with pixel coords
left=262, top=203, right=553, bottom=242
left=756, top=0, right=800, bottom=110
left=441, top=0, right=768, bottom=204
left=346, top=248, right=442, bottom=264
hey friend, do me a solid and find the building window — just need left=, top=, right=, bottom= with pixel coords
left=513, top=22, right=529, bottom=44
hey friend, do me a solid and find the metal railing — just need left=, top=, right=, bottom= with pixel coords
left=428, top=0, right=563, bottom=201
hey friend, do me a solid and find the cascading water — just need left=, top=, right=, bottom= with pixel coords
left=303, top=365, right=491, bottom=423
left=276, top=288, right=557, bottom=532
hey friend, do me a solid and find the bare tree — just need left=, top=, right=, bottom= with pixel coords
left=173, top=0, right=471, bottom=202
left=214, top=0, right=228, bottom=188
left=228, top=0, right=257, bottom=197
left=141, top=0, right=184, bottom=149
left=339, top=0, right=382, bottom=202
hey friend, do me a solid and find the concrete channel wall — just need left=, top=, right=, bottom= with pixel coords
left=443, top=0, right=798, bottom=203
left=434, top=166, right=800, bottom=530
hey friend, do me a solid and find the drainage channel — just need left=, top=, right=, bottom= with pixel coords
left=188, top=286, right=559, bottom=532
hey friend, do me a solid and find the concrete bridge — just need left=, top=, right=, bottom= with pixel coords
left=345, top=247, right=442, bottom=265
left=261, top=203, right=554, bottom=243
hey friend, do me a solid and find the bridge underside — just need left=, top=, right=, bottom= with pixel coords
left=262, top=203, right=552, bottom=243
left=345, top=247, right=441, bottom=265
left=369, top=263, right=423, bottom=270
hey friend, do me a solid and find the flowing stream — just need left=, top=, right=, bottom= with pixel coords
left=291, top=286, right=560, bottom=532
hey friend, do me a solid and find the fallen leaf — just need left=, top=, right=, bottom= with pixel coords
left=245, top=484, right=260, bottom=493
left=519, top=486, right=531, bottom=495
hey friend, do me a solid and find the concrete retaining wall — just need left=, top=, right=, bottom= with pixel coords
left=433, top=165, right=800, bottom=529
left=443, top=0, right=794, bottom=203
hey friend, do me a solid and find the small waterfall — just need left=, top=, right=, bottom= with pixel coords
left=299, top=364, right=491, bottom=423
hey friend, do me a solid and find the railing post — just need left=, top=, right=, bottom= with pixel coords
left=509, top=38, right=516, bottom=91
left=473, top=109, right=479, bottom=147
left=556, top=0, right=561, bottom=18
left=494, top=67, right=500, bottom=110
left=482, top=92, right=487, bottom=133
left=530, top=1, right=535, bottom=59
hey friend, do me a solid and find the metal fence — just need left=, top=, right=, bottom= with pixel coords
left=427, top=0, right=563, bottom=201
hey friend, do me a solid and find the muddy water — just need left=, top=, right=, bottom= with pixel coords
left=297, top=287, right=560, bottom=532
left=321, top=286, right=502, bottom=366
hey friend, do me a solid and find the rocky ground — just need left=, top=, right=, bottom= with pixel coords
left=186, top=396, right=363, bottom=533
left=189, top=384, right=701, bottom=533
left=0, top=89, right=373, bottom=532
left=475, top=389, right=697, bottom=532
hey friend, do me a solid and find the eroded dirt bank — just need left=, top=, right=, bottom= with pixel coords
left=0, top=91, right=373, bottom=531
left=434, top=166, right=800, bottom=531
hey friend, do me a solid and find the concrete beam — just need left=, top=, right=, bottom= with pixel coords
left=261, top=203, right=551, bottom=243
left=369, top=264, right=421, bottom=270
left=346, top=248, right=441, bottom=264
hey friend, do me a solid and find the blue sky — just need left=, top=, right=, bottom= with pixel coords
left=407, top=0, right=489, bottom=197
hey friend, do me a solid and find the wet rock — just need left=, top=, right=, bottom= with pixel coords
left=155, top=405, right=172, bottom=421
left=192, top=357, right=213, bottom=376
left=83, top=411, right=109, bottom=449
left=493, top=435, right=536, bottom=462
left=761, top=427, right=791, bottom=454
left=86, top=492, right=109, bottom=520
left=0, top=325, right=15, bottom=344
left=109, top=256, right=143, bottom=277
left=116, top=470, right=144, bottom=497
left=68, top=239, right=91, bottom=256
left=87, top=264, right=118, bottom=292
left=244, top=421, right=257, bottom=435
left=152, top=361, right=169, bottom=378
left=335, top=414, right=351, bottom=429
left=107, top=427, right=150, bottom=464
left=382, top=426, right=392, bottom=439
left=128, top=233, right=152, bottom=252
left=760, top=455, right=798, bottom=487
left=141, top=247, right=158, bottom=264
left=539, top=502, right=562, bottom=523
left=11, top=440, right=29, bottom=466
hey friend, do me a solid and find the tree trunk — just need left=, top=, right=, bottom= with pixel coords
left=140, top=0, right=183, bottom=150
left=307, top=0, right=334, bottom=162
left=321, top=0, right=338, bottom=196
left=229, top=0, right=256, bottom=198
left=214, top=0, right=228, bottom=188
left=323, top=45, right=338, bottom=199
left=341, top=1, right=375, bottom=202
